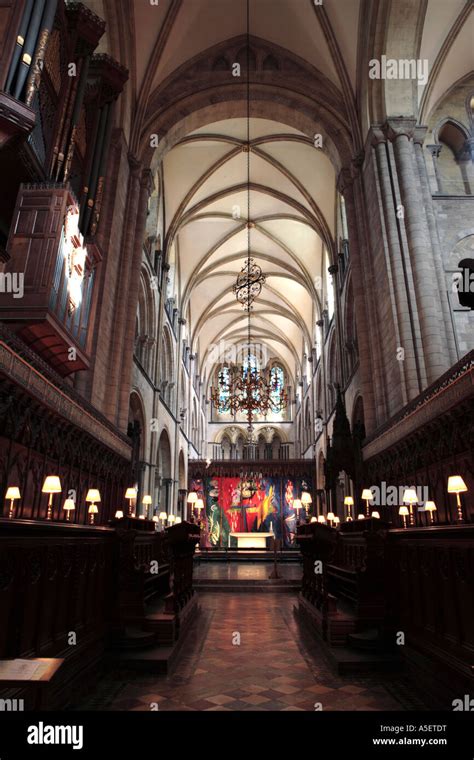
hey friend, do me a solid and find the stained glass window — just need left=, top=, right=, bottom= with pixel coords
left=270, top=365, right=285, bottom=412
left=218, top=365, right=231, bottom=413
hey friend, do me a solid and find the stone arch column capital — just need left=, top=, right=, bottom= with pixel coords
left=383, top=117, right=417, bottom=142
left=368, top=126, right=386, bottom=147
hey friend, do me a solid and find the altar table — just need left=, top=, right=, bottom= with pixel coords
left=229, top=532, right=274, bottom=549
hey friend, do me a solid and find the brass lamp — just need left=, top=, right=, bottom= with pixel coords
left=42, top=476, right=62, bottom=520
left=168, top=514, right=176, bottom=525
left=447, top=476, right=467, bottom=522
left=159, top=511, right=167, bottom=528
left=317, top=515, right=326, bottom=523
left=361, top=488, right=373, bottom=518
left=125, top=487, right=137, bottom=517
left=195, top=498, right=204, bottom=517
left=187, top=491, right=198, bottom=520
left=88, top=504, right=98, bottom=525
left=6, top=486, right=21, bottom=520
left=333, top=516, right=340, bottom=527
left=63, top=498, right=75, bottom=522
left=293, top=498, right=302, bottom=523
left=399, top=505, right=409, bottom=528
left=327, top=511, right=335, bottom=527
left=424, top=500, right=437, bottom=524
left=344, top=496, right=354, bottom=521
left=142, top=494, right=152, bottom=519
left=402, top=488, right=418, bottom=526
left=301, top=491, right=312, bottom=514
left=86, top=489, right=101, bottom=525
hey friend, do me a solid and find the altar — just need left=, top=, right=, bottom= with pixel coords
left=229, top=532, right=274, bottom=549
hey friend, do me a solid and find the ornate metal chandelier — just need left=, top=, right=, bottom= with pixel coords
left=210, top=360, right=288, bottom=419
left=233, top=254, right=266, bottom=311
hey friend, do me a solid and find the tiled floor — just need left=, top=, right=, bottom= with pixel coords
left=77, top=591, right=424, bottom=712
left=194, top=560, right=302, bottom=580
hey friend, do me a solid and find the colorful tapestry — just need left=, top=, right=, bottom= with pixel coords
left=189, top=475, right=312, bottom=548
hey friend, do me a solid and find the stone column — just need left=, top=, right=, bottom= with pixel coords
left=337, top=170, right=377, bottom=433
left=385, top=118, right=450, bottom=385
left=414, top=130, right=457, bottom=365
left=371, top=127, right=421, bottom=402
left=110, top=158, right=152, bottom=429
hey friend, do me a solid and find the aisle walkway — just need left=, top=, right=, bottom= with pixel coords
left=194, top=560, right=302, bottom=581
left=88, top=592, right=416, bottom=711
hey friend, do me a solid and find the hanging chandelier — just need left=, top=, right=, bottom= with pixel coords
left=209, top=0, right=288, bottom=436
left=210, top=361, right=288, bottom=418
left=233, top=254, right=266, bottom=311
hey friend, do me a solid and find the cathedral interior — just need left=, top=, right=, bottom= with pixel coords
left=0, top=0, right=473, bottom=749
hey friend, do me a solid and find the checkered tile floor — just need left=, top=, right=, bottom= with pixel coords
left=77, top=593, right=424, bottom=711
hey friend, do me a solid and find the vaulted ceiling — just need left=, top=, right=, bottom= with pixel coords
left=164, top=117, right=335, bottom=382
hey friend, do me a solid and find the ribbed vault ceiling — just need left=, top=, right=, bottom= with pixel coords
left=163, top=117, right=335, bottom=383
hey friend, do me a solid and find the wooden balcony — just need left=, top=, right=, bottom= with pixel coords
left=0, top=182, right=99, bottom=375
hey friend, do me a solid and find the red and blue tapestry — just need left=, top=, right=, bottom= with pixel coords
left=189, top=475, right=312, bottom=548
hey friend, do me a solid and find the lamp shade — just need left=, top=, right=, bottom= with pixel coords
left=424, top=501, right=437, bottom=512
left=402, top=488, right=418, bottom=504
left=168, top=514, right=176, bottom=523
left=371, top=511, right=380, bottom=519
left=310, top=516, right=317, bottom=523
left=159, top=511, right=167, bottom=520
left=361, top=488, right=373, bottom=501
left=42, top=476, right=62, bottom=493
left=293, top=499, right=302, bottom=511
left=398, top=506, right=409, bottom=516
left=195, top=498, right=204, bottom=511
left=88, top=504, right=98, bottom=514
left=86, top=489, right=101, bottom=503
left=317, top=515, right=326, bottom=523
left=6, top=487, right=21, bottom=500
left=357, top=514, right=365, bottom=520
left=142, top=494, right=152, bottom=505
left=175, top=516, right=182, bottom=524
left=138, top=515, right=145, bottom=520
left=344, top=496, right=354, bottom=506
left=152, top=515, right=159, bottom=522
left=115, top=510, right=124, bottom=519
left=447, top=476, right=467, bottom=494
left=327, top=511, right=335, bottom=520
left=301, top=492, right=312, bottom=505
left=63, top=499, right=75, bottom=511
left=187, top=491, right=198, bottom=504
left=125, top=487, right=137, bottom=500
left=333, top=516, right=340, bottom=525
